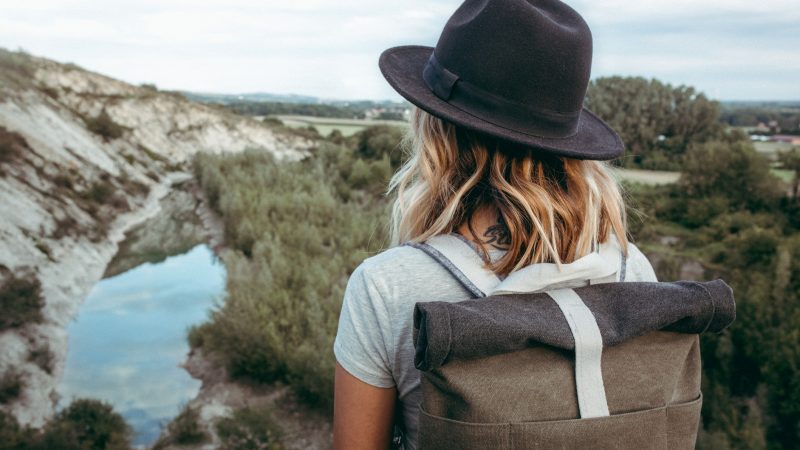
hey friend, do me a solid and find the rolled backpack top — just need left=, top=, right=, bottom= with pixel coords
left=409, top=235, right=736, bottom=450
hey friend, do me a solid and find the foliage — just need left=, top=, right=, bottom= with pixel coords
left=0, top=370, right=24, bottom=405
left=35, top=399, right=132, bottom=450
left=0, top=273, right=44, bottom=330
left=679, top=140, right=784, bottom=218
left=352, top=124, right=406, bottom=169
left=27, top=344, right=54, bottom=374
left=226, top=101, right=365, bottom=118
left=192, top=132, right=389, bottom=409
left=215, top=405, right=285, bottom=450
left=0, top=400, right=132, bottom=450
left=83, top=110, right=125, bottom=141
left=586, top=76, right=724, bottom=169
left=777, top=148, right=800, bottom=202
left=0, top=411, right=35, bottom=450
left=629, top=137, right=800, bottom=447
left=0, top=48, right=36, bottom=94
left=152, top=405, right=209, bottom=448
left=720, top=102, right=800, bottom=134
left=0, top=126, right=30, bottom=165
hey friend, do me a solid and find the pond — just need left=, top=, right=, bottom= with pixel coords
left=57, top=189, right=225, bottom=448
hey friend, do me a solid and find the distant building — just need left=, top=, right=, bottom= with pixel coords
left=770, top=135, right=800, bottom=145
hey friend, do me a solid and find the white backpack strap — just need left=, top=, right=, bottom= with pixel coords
left=547, top=288, right=610, bottom=419
left=408, top=234, right=501, bottom=298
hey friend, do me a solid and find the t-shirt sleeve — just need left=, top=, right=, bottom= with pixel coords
left=625, top=242, right=658, bottom=282
left=333, top=263, right=396, bottom=388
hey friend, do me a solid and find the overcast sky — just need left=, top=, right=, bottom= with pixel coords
left=0, top=0, right=798, bottom=101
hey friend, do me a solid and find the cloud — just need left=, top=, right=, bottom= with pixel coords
left=0, top=0, right=796, bottom=100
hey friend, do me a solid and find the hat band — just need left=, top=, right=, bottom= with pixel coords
left=422, top=53, right=581, bottom=139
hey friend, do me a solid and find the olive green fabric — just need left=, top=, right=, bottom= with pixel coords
left=418, top=333, right=702, bottom=449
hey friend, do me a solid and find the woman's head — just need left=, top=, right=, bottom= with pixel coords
left=389, top=107, right=628, bottom=276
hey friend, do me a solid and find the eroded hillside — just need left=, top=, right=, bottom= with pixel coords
left=0, top=48, right=312, bottom=427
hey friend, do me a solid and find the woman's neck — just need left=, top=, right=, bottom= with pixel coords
left=456, top=206, right=511, bottom=251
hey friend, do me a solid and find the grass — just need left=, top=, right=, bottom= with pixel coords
left=215, top=405, right=286, bottom=450
left=0, top=48, right=37, bottom=94
left=754, top=140, right=795, bottom=155
left=82, top=110, right=125, bottom=141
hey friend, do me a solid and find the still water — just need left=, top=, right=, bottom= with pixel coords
left=58, top=244, right=225, bottom=448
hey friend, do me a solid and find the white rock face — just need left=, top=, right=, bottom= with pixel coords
left=0, top=52, right=312, bottom=427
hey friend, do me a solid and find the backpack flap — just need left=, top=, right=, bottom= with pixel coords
left=413, top=280, right=735, bottom=371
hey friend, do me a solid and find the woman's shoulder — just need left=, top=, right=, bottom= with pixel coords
left=347, top=243, right=471, bottom=301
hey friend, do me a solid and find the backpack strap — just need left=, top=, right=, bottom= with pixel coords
left=406, top=234, right=500, bottom=298
left=547, top=288, right=610, bottom=418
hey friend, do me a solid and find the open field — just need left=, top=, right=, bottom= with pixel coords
left=271, top=115, right=407, bottom=137
left=613, top=168, right=681, bottom=185
left=753, top=140, right=796, bottom=155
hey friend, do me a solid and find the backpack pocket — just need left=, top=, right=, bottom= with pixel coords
left=418, top=393, right=701, bottom=450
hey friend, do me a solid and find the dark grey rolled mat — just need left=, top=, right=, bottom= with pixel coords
left=413, top=280, right=735, bottom=371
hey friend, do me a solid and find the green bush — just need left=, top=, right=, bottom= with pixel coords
left=83, top=180, right=115, bottom=205
left=83, top=110, right=124, bottom=141
left=0, top=274, right=44, bottom=330
left=152, top=405, right=208, bottom=448
left=0, top=126, right=29, bottom=164
left=36, top=399, right=132, bottom=450
left=27, top=344, right=54, bottom=374
left=0, top=411, right=35, bottom=450
left=0, top=400, right=131, bottom=450
left=0, top=370, right=24, bottom=405
left=215, top=405, right=285, bottom=450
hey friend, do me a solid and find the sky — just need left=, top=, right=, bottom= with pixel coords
left=0, top=0, right=798, bottom=101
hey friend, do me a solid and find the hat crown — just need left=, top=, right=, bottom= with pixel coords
left=433, top=0, right=593, bottom=115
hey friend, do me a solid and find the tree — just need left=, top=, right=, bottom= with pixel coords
left=585, top=76, right=724, bottom=169
left=778, top=148, right=800, bottom=203
left=679, top=140, right=783, bottom=216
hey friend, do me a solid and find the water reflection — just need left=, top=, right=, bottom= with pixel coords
left=59, top=245, right=225, bottom=448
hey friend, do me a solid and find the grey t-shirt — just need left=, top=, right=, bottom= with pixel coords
left=332, top=237, right=657, bottom=449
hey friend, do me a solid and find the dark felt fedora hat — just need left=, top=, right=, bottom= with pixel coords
left=379, top=0, right=623, bottom=160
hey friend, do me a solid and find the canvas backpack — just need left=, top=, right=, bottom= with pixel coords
left=408, top=234, right=736, bottom=450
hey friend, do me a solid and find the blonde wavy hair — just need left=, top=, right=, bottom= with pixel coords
left=388, top=107, right=628, bottom=276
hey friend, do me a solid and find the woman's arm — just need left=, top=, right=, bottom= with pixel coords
left=333, top=362, right=397, bottom=450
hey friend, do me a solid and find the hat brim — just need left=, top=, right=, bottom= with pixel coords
left=379, top=45, right=624, bottom=160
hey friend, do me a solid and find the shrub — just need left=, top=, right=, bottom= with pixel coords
left=0, top=274, right=44, bottom=330
left=152, top=405, right=208, bottom=448
left=28, top=344, right=54, bottom=374
left=0, top=411, right=35, bottom=450
left=83, top=110, right=124, bottom=141
left=37, top=399, right=132, bottom=450
left=53, top=174, right=75, bottom=190
left=83, top=180, right=115, bottom=205
left=0, top=370, right=24, bottom=404
left=0, top=126, right=29, bottom=164
left=215, top=405, right=285, bottom=450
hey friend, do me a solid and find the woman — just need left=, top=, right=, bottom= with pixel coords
left=333, top=1, right=657, bottom=448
